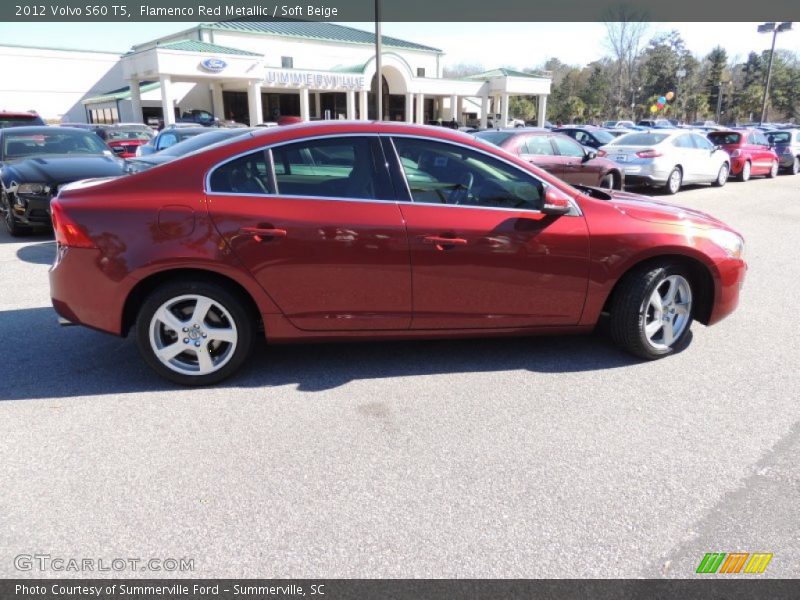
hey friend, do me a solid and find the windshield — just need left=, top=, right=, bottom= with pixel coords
left=2, top=130, right=109, bottom=159
left=106, top=129, right=152, bottom=141
left=161, top=130, right=251, bottom=157
left=708, top=131, right=741, bottom=145
left=473, top=131, right=515, bottom=147
left=765, top=131, right=791, bottom=144
left=608, top=132, right=670, bottom=146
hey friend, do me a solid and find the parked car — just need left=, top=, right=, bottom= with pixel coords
left=0, top=110, right=45, bottom=128
left=176, top=109, right=219, bottom=127
left=552, top=126, right=618, bottom=150
left=764, top=129, right=800, bottom=175
left=706, top=129, right=779, bottom=181
left=599, top=130, right=730, bottom=194
left=49, top=122, right=746, bottom=384
left=602, top=120, right=618, bottom=128
left=125, top=128, right=254, bottom=173
left=475, top=129, right=624, bottom=190
left=637, top=119, right=673, bottom=128
left=88, top=124, right=154, bottom=158
left=0, top=126, right=125, bottom=235
left=136, top=126, right=209, bottom=156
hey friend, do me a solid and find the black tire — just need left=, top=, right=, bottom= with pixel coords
left=712, top=163, right=729, bottom=187
left=738, top=161, right=751, bottom=182
left=768, top=159, right=779, bottom=179
left=609, top=263, right=695, bottom=360
left=599, top=173, right=615, bottom=190
left=664, top=167, right=682, bottom=195
left=1, top=193, right=29, bottom=237
left=135, top=280, right=255, bottom=385
left=791, top=157, right=800, bottom=175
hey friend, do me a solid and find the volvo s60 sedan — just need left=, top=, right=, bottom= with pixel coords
left=599, top=130, right=731, bottom=194
left=49, top=122, right=746, bottom=385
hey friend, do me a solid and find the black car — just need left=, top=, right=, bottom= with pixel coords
left=0, top=126, right=126, bottom=236
left=0, top=111, right=46, bottom=129
left=135, top=126, right=209, bottom=156
left=125, top=128, right=253, bottom=173
left=552, top=126, right=617, bottom=150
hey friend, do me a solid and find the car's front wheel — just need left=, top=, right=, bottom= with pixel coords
left=1, top=193, right=28, bottom=237
left=712, top=163, right=729, bottom=187
left=135, top=281, right=254, bottom=385
left=609, top=263, right=694, bottom=360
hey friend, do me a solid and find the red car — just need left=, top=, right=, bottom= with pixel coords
left=50, top=122, right=746, bottom=385
left=707, top=129, right=779, bottom=181
left=475, top=129, right=624, bottom=190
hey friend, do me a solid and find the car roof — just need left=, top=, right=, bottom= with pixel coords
left=0, top=111, right=40, bottom=117
left=0, top=125, right=77, bottom=135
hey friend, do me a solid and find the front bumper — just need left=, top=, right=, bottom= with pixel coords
left=708, top=257, right=747, bottom=326
left=11, top=193, right=52, bottom=226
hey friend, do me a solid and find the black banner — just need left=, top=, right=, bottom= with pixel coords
left=2, top=580, right=800, bottom=600
left=1, top=0, right=799, bottom=22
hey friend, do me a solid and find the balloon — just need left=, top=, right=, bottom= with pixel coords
left=657, top=102, right=664, bottom=109
left=650, top=105, right=658, bottom=113
left=658, top=96, right=667, bottom=104
left=666, top=91, right=675, bottom=101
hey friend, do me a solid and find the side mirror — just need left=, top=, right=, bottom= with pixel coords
left=541, top=186, right=572, bottom=216
left=583, top=150, right=597, bottom=162
left=110, top=146, right=125, bottom=155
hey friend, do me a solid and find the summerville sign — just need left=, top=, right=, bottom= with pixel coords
left=264, top=70, right=367, bottom=91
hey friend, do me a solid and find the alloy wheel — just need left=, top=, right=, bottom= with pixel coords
left=148, top=294, right=238, bottom=376
left=769, top=160, right=779, bottom=178
left=741, top=161, right=751, bottom=181
left=642, top=275, right=692, bottom=351
left=668, top=169, right=681, bottom=194
left=793, top=157, right=800, bottom=175
left=717, top=164, right=729, bottom=186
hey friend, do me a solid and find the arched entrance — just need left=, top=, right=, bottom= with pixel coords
left=363, top=56, right=413, bottom=121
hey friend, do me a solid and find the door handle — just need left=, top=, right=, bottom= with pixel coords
left=239, top=226, right=287, bottom=241
left=423, top=235, right=468, bottom=249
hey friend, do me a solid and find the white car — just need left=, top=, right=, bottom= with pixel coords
left=599, top=130, right=731, bottom=194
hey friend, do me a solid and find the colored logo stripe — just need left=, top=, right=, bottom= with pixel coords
left=719, top=553, right=749, bottom=573
left=697, top=553, right=726, bottom=573
left=744, top=553, right=773, bottom=574
left=696, top=552, right=773, bottom=574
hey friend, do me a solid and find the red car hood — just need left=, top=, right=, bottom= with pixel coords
left=600, top=188, right=734, bottom=231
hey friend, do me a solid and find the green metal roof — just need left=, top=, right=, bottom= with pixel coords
left=203, top=22, right=442, bottom=53
left=82, top=81, right=160, bottom=105
left=466, top=68, right=549, bottom=80
left=157, top=40, right=263, bottom=56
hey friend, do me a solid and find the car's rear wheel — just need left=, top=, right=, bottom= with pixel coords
left=791, top=157, right=800, bottom=175
left=768, top=159, right=779, bottom=178
left=712, top=163, right=729, bottom=187
left=135, top=281, right=254, bottom=385
left=664, top=167, right=682, bottom=195
left=609, top=263, right=694, bottom=360
left=599, top=173, right=615, bottom=190
left=739, top=160, right=751, bottom=182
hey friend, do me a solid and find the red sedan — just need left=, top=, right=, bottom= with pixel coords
left=707, top=129, right=779, bottom=181
left=49, top=122, right=746, bottom=385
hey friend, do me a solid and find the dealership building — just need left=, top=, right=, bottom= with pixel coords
left=0, top=22, right=551, bottom=128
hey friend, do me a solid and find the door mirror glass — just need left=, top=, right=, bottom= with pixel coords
left=541, top=186, right=572, bottom=216
left=583, top=150, right=597, bottom=162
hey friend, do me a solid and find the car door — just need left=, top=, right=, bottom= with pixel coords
left=553, top=136, right=599, bottom=186
left=516, top=134, right=566, bottom=178
left=753, top=131, right=774, bottom=173
left=690, top=133, right=719, bottom=181
left=671, top=134, right=700, bottom=181
left=386, top=135, right=590, bottom=329
left=205, top=136, right=412, bottom=331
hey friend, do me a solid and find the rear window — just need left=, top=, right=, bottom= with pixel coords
left=608, top=132, right=670, bottom=146
left=474, top=131, right=515, bottom=147
left=765, top=131, right=791, bottom=144
left=0, top=114, right=45, bottom=128
left=592, top=130, right=615, bottom=144
left=708, top=132, right=741, bottom=145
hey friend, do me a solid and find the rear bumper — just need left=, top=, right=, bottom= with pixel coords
left=778, top=154, right=797, bottom=169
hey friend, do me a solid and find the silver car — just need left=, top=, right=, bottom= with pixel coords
left=765, top=129, right=800, bottom=175
left=599, top=130, right=731, bottom=194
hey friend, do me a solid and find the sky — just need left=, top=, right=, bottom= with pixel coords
left=0, top=21, right=796, bottom=68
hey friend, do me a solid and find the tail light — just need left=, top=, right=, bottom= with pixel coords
left=730, top=149, right=742, bottom=157
left=783, top=147, right=792, bottom=155
left=597, top=149, right=607, bottom=157
left=636, top=149, right=662, bottom=159
left=51, top=200, right=96, bottom=249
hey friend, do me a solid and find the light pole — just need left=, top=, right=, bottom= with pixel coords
left=676, top=68, right=686, bottom=123
left=630, top=86, right=641, bottom=120
left=374, top=0, right=382, bottom=121
left=716, top=81, right=731, bottom=124
left=757, top=21, right=792, bottom=125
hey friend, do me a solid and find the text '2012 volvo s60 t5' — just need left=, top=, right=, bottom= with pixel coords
left=49, top=122, right=747, bottom=385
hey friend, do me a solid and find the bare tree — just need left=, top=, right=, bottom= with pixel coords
left=604, top=7, right=648, bottom=117
left=442, top=62, right=485, bottom=79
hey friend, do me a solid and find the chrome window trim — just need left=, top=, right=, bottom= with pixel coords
left=204, top=131, right=582, bottom=217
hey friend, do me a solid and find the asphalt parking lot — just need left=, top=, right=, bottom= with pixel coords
left=1, top=176, right=799, bottom=579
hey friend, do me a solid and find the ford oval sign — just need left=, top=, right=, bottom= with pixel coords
left=200, top=58, right=227, bottom=73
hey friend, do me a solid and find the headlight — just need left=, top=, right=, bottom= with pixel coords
left=17, top=183, right=50, bottom=195
left=708, top=229, right=744, bottom=259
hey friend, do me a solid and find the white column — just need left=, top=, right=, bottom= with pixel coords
left=480, top=95, right=489, bottom=129
left=346, top=90, right=356, bottom=120
left=299, top=87, right=310, bottom=121
left=500, top=94, right=509, bottom=128
left=314, top=92, right=322, bottom=118
left=358, top=90, right=368, bottom=120
left=210, top=83, right=224, bottom=120
left=247, top=81, right=262, bottom=126
left=415, top=93, right=424, bottom=124
left=449, top=94, right=458, bottom=121
left=405, top=92, right=414, bottom=123
left=537, top=94, right=548, bottom=127
left=129, top=79, right=142, bottom=123
left=456, top=96, right=464, bottom=125
left=159, top=75, right=175, bottom=126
